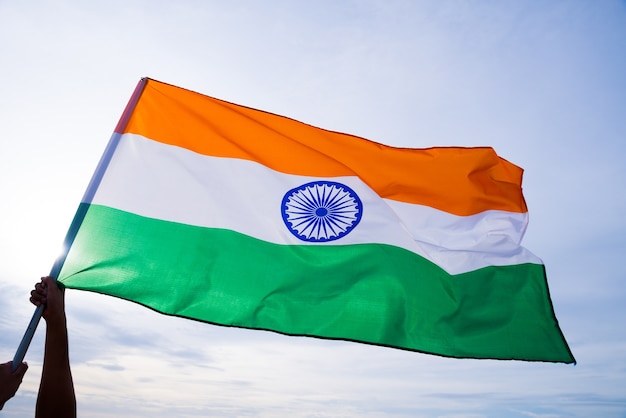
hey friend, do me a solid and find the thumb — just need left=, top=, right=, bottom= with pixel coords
left=12, top=362, right=28, bottom=378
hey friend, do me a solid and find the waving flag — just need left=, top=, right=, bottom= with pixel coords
left=57, top=78, right=574, bottom=363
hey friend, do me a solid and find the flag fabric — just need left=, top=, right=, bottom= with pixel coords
left=57, top=78, right=574, bottom=363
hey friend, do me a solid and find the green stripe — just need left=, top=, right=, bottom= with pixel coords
left=58, top=204, right=574, bottom=363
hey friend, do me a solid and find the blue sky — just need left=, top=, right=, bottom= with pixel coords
left=1, top=1, right=625, bottom=416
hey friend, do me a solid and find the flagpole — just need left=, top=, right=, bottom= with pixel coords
left=11, top=77, right=149, bottom=372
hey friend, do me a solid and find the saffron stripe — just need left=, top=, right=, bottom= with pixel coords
left=121, top=79, right=527, bottom=216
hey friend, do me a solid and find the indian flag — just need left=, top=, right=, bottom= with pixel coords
left=56, top=78, right=574, bottom=363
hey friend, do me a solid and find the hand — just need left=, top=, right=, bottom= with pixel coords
left=30, top=278, right=76, bottom=418
left=0, top=361, right=28, bottom=410
left=30, top=276, right=66, bottom=326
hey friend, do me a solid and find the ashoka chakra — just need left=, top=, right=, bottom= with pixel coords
left=281, top=181, right=363, bottom=242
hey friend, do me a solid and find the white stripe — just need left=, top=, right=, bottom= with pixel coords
left=91, top=134, right=542, bottom=274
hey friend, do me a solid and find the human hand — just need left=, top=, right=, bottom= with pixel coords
left=30, top=276, right=66, bottom=326
left=0, top=361, right=28, bottom=410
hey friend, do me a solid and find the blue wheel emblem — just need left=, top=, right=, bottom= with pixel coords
left=281, top=181, right=363, bottom=242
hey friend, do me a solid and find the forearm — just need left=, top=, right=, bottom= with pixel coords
left=36, top=316, right=76, bottom=418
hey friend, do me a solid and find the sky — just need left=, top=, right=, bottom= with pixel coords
left=0, top=0, right=625, bottom=417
